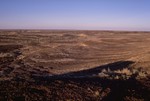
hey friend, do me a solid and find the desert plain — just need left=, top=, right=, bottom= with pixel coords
left=0, top=30, right=150, bottom=101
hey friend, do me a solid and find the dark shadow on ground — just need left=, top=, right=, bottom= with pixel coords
left=48, top=61, right=134, bottom=78
left=0, top=61, right=150, bottom=101
left=31, top=61, right=150, bottom=101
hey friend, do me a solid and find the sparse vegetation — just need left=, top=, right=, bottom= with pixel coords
left=98, top=67, right=149, bottom=80
left=0, top=30, right=150, bottom=101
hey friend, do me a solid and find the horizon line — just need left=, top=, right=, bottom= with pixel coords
left=0, top=28, right=150, bottom=32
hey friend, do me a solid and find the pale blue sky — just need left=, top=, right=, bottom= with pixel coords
left=0, top=0, right=150, bottom=31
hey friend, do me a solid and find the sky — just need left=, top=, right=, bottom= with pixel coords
left=0, top=0, right=150, bottom=31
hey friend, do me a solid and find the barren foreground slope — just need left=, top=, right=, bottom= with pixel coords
left=0, top=30, right=150, bottom=101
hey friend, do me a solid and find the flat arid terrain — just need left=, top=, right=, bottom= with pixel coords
left=0, top=30, right=150, bottom=101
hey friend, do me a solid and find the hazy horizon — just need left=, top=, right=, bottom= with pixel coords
left=0, top=0, right=150, bottom=31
